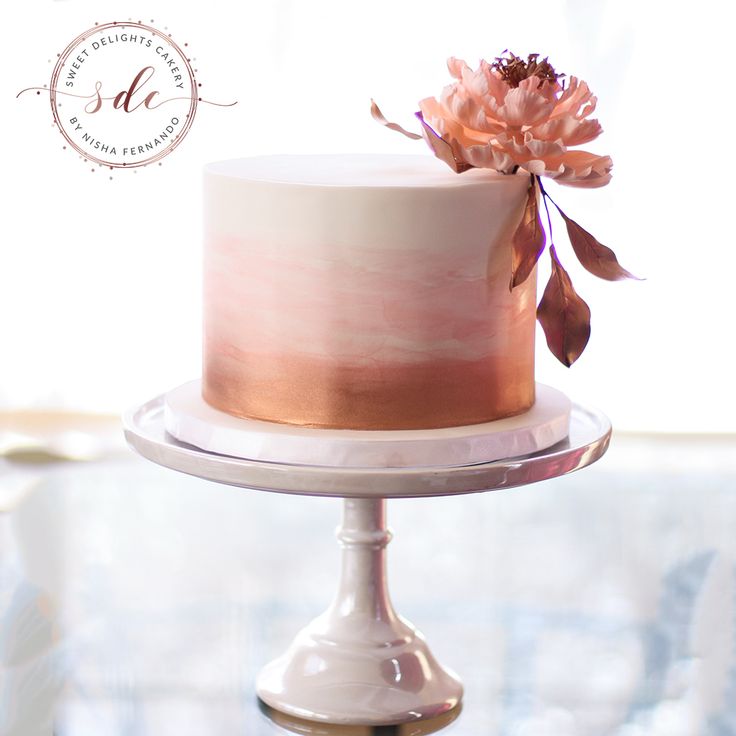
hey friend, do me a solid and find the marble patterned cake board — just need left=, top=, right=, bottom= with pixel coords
left=163, top=380, right=571, bottom=468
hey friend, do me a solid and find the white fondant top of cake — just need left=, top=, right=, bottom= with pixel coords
left=205, top=153, right=525, bottom=188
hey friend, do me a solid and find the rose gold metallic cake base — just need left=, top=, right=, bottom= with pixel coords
left=203, top=352, right=534, bottom=430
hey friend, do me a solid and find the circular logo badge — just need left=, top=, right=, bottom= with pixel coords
left=50, top=22, right=197, bottom=168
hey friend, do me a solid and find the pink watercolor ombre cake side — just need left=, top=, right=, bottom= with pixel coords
left=203, top=154, right=535, bottom=430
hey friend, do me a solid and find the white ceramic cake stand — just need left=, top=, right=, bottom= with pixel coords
left=123, top=392, right=611, bottom=726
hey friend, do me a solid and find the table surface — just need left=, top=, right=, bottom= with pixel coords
left=1, top=420, right=736, bottom=736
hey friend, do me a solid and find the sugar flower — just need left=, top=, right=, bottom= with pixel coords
left=417, top=52, right=612, bottom=187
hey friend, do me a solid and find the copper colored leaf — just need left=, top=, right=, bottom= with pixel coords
left=370, top=99, right=422, bottom=140
left=537, top=245, right=591, bottom=367
left=558, top=209, right=639, bottom=281
left=414, top=111, right=474, bottom=173
left=510, top=176, right=546, bottom=290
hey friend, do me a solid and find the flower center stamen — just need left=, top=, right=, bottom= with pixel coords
left=490, top=51, right=565, bottom=88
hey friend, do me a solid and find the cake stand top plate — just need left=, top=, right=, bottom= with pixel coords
left=123, top=394, right=611, bottom=499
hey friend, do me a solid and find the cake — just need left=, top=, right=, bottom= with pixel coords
left=201, top=52, right=631, bottom=432
left=203, top=154, right=536, bottom=430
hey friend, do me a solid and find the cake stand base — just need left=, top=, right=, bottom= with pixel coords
left=256, top=497, right=462, bottom=725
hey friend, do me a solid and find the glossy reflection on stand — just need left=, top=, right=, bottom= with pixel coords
left=256, top=498, right=463, bottom=725
left=258, top=697, right=462, bottom=735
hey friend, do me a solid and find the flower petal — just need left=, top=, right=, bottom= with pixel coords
left=435, top=86, right=504, bottom=137
left=551, top=76, right=597, bottom=120
left=461, top=63, right=490, bottom=99
left=530, top=117, right=602, bottom=146
left=459, top=140, right=515, bottom=172
left=519, top=75, right=561, bottom=102
left=538, top=150, right=613, bottom=188
left=479, top=61, right=509, bottom=106
left=419, top=96, right=493, bottom=147
left=498, top=87, right=554, bottom=127
left=447, top=57, right=468, bottom=80
left=523, top=133, right=567, bottom=160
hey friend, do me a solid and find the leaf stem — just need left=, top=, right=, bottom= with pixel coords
left=535, top=175, right=565, bottom=217
left=536, top=175, right=555, bottom=244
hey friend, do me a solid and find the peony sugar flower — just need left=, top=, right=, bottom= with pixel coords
left=416, top=53, right=612, bottom=187
left=371, top=51, right=636, bottom=367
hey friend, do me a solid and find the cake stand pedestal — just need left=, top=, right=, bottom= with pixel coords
left=123, top=395, right=611, bottom=726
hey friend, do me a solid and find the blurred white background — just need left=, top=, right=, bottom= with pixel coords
left=2, top=0, right=735, bottom=432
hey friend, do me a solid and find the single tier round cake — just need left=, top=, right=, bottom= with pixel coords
left=203, top=154, right=536, bottom=430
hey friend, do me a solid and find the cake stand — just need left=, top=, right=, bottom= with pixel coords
left=123, top=391, right=611, bottom=726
